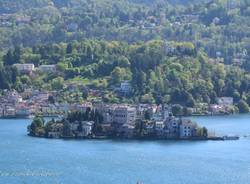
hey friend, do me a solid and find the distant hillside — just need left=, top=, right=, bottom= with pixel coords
left=0, top=0, right=51, bottom=13
left=0, top=0, right=250, bottom=72
left=1, top=39, right=249, bottom=108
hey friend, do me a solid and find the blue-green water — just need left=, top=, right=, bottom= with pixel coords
left=0, top=114, right=250, bottom=184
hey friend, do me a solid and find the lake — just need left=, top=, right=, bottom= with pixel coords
left=0, top=114, right=250, bottom=184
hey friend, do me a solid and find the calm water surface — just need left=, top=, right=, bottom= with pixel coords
left=0, top=114, right=250, bottom=184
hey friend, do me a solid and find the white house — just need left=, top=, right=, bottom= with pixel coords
left=13, top=64, right=35, bottom=73
left=217, top=97, right=234, bottom=106
left=38, top=65, right=56, bottom=73
left=120, top=81, right=132, bottom=94
left=80, top=121, right=94, bottom=137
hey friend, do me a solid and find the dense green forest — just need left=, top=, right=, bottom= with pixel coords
left=0, top=0, right=250, bottom=70
left=0, top=0, right=249, bottom=109
left=0, top=40, right=249, bottom=108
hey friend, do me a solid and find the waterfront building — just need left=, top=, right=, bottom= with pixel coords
left=69, top=121, right=79, bottom=132
left=47, top=123, right=64, bottom=139
left=164, top=116, right=180, bottom=138
left=162, top=104, right=171, bottom=120
left=179, top=119, right=197, bottom=139
left=15, top=106, right=31, bottom=118
left=117, top=124, right=135, bottom=138
left=113, top=106, right=136, bottom=125
left=154, top=121, right=165, bottom=137
left=2, top=106, right=16, bottom=118
left=0, top=107, right=3, bottom=117
left=78, top=121, right=94, bottom=137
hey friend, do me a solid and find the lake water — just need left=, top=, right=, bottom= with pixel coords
left=0, top=114, right=250, bottom=184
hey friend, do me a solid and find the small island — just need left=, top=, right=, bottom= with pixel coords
left=28, top=104, right=212, bottom=140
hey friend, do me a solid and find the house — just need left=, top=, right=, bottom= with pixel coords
left=74, top=103, right=92, bottom=113
left=38, top=65, right=56, bottom=73
left=113, top=106, right=136, bottom=125
left=15, top=106, right=31, bottom=118
left=154, top=121, right=165, bottom=137
left=78, top=121, right=94, bottom=137
left=15, top=15, right=31, bottom=25
left=217, top=97, right=234, bottom=106
left=69, top=121, right=79, bottom=132
left=209, top=104, right=224, bottom=114
left=179, top=119, right=197, bottom=139
left=103, top=112, right=114, bottom=124
left=164, top=116, right=180, bottom=138
left=145, top=122, right=155, bottom=135
left=120, top=81, right=132, bottom=94
left=0, top=107, right=3, bottom=117
left=7, top=91, right=23, bottom=104
left=136, top=104, right=154, bottom=120
left=93, top=104, right=113, bottom=121
left=162, top=104, right=171, bottom=120
left=117, top=124, right=135, bottom=138
left=13, top=64, right=35, bottom=74
left=47, top=123, right=64, bottom=138
left=2, top=106, right=16, bottom=118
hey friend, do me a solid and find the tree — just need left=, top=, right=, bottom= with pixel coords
left=172, top=104, right=183, bottom=116
left=28, top=116, right=45, bottom=136
left=116, top=56, right=131, bottom=68
left=144, top=110, right=151, bottom=120
left=48, top=95, right=55, bottom=104
left=237, top=100, right=250, bottom=113
left=51, top=77, right=64, bottom=90
left=3, top=50, right=14, bottom=66
left=111, top=67, right=131, bottom=84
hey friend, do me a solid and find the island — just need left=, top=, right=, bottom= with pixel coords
left=27, top=104, right=212, bottom=140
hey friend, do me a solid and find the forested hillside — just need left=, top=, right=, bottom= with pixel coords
left=0, top=0, right=249, bottom=71
left=0, top=0, right=249, bottom=110
left=1, top=40, right=249, bottom=108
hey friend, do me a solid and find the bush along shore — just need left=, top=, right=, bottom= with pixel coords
left=27, top=106, right=232, bottom=141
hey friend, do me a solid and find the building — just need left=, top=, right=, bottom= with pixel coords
left=209, top=104, right=224, bottom=114
left=120, top=81, right=132, bottom=94
left=69, top=121, right=79, bottom=132
left=164, top=116, right=179, bottom=138
left=78, top=121, right=94, bottom=137
left=6, top=91, right=23, bottom=104
left=103, top=112, right=114, bottom=124
left=117, top=124, right=135, bottom=138
left=47, top=123, right=64, bottom=139
left=38, top=65, right=56, bottom=73
left=15, top=106, right=31, bottom=118
left=179, top=119, right=197, bottom=139
left=217, top=97, right=234, bottom=106
left=2, top=106, right=16, bottom=118
left=13, top=64, right=35, bottom=73
left=0, top=107, right=3, bottom=117
left=113, top=106, right=136, bottom=125
left=154, top=121, right=165, bottom=137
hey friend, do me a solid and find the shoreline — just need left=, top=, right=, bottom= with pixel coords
left=2, top=112, right=250, bottom=120
left=27, top=134, right=238, bottom=142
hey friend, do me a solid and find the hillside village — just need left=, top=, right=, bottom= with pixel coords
left=0, top=62, right=238, bottom=119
